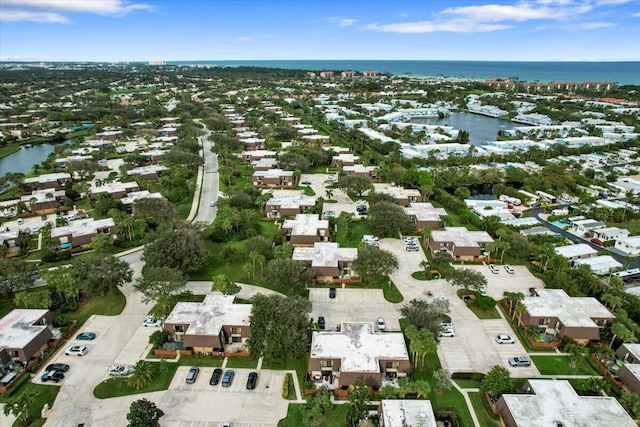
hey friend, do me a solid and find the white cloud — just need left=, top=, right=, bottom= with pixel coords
left=579, top=21, right=616, bottom=29
left=634, top=12, right=640, bottom=17
left=338, top=18, right=357, bottom=28
left=368, top=20, right=513, bottom=33
left=232, top=36, right=253, bottom=44
left=595, top=0, right=634, bottom=5
left=440, top=3, right=568, bottom=22
left=0, top=54, right=52, bottom=61
left=0, top=9, right=68, bottom=23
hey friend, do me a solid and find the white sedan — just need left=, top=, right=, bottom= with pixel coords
left=143, top=316, right=162, bottom=327
left=495, top=334, right=515, bottom=344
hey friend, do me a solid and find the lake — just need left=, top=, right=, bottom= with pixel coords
left=412, top=112, right=519, bottom=146
left=0, top=140, right=73, bottom=176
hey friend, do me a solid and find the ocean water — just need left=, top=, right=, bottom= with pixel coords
left=168, top=60, right=640, bottom=85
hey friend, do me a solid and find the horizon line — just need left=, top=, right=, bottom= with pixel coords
left=2, top=59, right=640, bottom=63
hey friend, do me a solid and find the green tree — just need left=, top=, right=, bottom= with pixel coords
left=264, top=259, right=314, bottom=293
left=90, top=232, right=115, bottom=253
left=448, top=268, right=487, bottom=292
left=243, top=235, right=273, bottom=260
left=366, top=201, right=413, bottom=237
left=0, top=258, right=39, bottom=299
left=346, top=383, right=371, bottom=427
left=400, top=298, right=450, bottom=333
left=143, top=223, right=210, bottom=272
left=433, top=250, right=453, bottom=265
left=46, top=268, right=80, bottom=304
left=433, top=368, right=453, bottom=391
left=355, top=243, right=399, bottom=284
left=404, top=324, right=438, bottom=369
left=301, top=390, right=333, bottom=427
left=211, top=274, right=241, bottom=295
left=2, top=390, right=38, bottom=423
left=480, top=365, right=513, bottom=398
left=338, top=175, right=372, bottom=197
left=127, top=398, right=164, bottom=427
left=71, top=255, right=133, bottom=296
left=126, top=361, right=156, bottom=391
left=134, top=267, right=187, bottom=304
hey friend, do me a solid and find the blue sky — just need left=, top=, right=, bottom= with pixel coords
left=1, top=0, right=639, bottom=62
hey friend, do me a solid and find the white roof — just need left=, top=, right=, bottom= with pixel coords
left=283, top=214, right=329, bottom=236
left=89, top=181, right=139, bottom=196
left=554, top=243, right=598, bottom=259
left=403, top=202, right=447, bottom=222
left=620, top=343, right=640, bottom=361
left=24, top=172, right=71, bottom=184
left=20, top=189, right=65, bottom=203
left=373, top=184, right=421, bottom=199
left=126, top=165, right=169, bottom=176
left=617, top=235, right=640, bottom=248
left=121, top=191, right=164, bottom=205
left=293, top=242, right=357, bottom=267
left=0, top=309, right=50, bottom=350
left=51, top=218, right=115, bottom=239
left=573, top=255, right=623, bottom=274
left=165, top=294, right=251, bottom=336
left=522, top=289, right=615, bottom=327
left=431, top=227, right=493, bottom=248
left=381, top=400, right=437, bottom=427
left=343, top=164, right=378, bottom=174
left=500, top=380, right=636, bottom=427
left=266, top=195, right=316, bottom=210
left=253, top=169, right=294, bottom=179
left=310, top=322, right=408, bottom=372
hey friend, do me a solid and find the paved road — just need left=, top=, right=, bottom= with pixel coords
left=193, top=123, right=219, bottom=223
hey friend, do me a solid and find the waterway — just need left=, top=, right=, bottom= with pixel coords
left=0, top=140, right=73, bottom=176
left=412, top=112, right=520, bottom=146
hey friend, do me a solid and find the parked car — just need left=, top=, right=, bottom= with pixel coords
left=45, top=363, right=69, bottom=373
left=65, top=345, right=88, bottom=356
left=496, top=335, right=515, bottom=344
left=318, top=316, right=326, bottom=330
left=109, top=364, right=132, bottom=377
left=508, top=356, right=532, bottom=367
left=246, top=372, right=258, bottom=389
left=143, top=316, right=162, bottom=327
left=504, top=265, right=515, bottom=274
left=376, top=317, right=386, bottom=331
left=406, top=245, right=419, bottom=252
left=185, top=366, right=200, bottom=384
left=478, top=288, right=487, bottom=296
left=221, top=369, right=235, bottom=387
left=210, top=368, right=223, bottom=385
left=40, top=215, right=47, bottom=220
left=439, top=329, right=455, bottom=337
left=529, top=287, right=538, bottom=296
left=489, top=264, right=499, bottom=274
left=323, top=211, right=336, bottom=219
left=329, top=288, right=336, bottom=299
left=76, top=332, right=96, bottom=341
left=300, top=180, right=311, bottom=186
left=41, top=370, right=64, bottom=383
left=590, top=237, right=603, bottom=246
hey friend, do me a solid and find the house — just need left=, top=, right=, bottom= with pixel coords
left=120, top=191, right=165, bottom=214
left=593, top=227, right=629, bottom=242
left=241, top=149, right=277, bottom=163
left=378, top=400, right=437, bottom=427
left=519, top=226, right=557, bottom=237
left=0, top=309, right=54, bottom=364
left=302, top=134, right=331, bottom=146
left=319, top=71, right=334, bottom=78
left=95, top=130, right=122, bottom=141
left=572, top=255, right=623, bottom=275
left=241, top=137, right=266, bottom=150
left=572, top=219, right=606, bottom=235
left=251, top=157, right=279, bottom=171
left=465, top=199, right=514, bottom=221
left=89, top=181, right=140, bottom=200
left=496, top=379, right=635, bottom=427
left=403, top=203, right=447, bottom=230
left=343, top=164, right=379, bottom=180
left=126, top=165, right=169, bottom=180
left=163, top=294, right=251, bottom=353
left=55, top=155, right=93, bottom=171
left=616, top=343, right=640, bottom=363
left=615, top=344, right=640, bottom=394
left=281, top=117, right=301, bottom=125
left=50, top=218, right=117, bottom=249
left=332, top=153, right=360, bottom=167
left=615, top=236, right=640, bottom=256
left=141, top=149, right=165, bottom=164
left=23, top=173, right=72, bottom=191
left=20, top=189, right=66, bottom=213
left=308, top=322, right=410, bottom=389
left=252, top=169, right=294, bottom=188
left=282, top=214, right=330, bottom=246
left=341, top=70, right=357, bottom=78
left=373, top=184, right=421, bottom=207
left=429, top=227, right=494, bottom=261
left=292, top=242, right=357, bottom=281
left=265, top=195, right=317, bottom=218
left=554, top=243, right=598, bottom=261
left=0, top=229, right=21, bottom=257
left=518, top=289, right=615, bottom=344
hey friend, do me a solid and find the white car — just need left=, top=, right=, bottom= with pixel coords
left=479, top=288, right=487, bottom=296
left=376, top=317, right=386, bottom=331
left=496, top=334, right=515, bottom=344
left=489, top=264, right=500, bottom=274
left=210, top=201, right=217, bottom=207
left=323, top=211, right=336, bottom=219
left=439, top=329, right=455, bottom=337
left=504, top=265, right=515, bottom=274
left=143, top=316, right=162, bottom=327
left=109, top=364, right=132, bottom=377
left=65, top=345, right=88, bottom=356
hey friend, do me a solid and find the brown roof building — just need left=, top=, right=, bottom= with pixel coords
left=403, top=202, right=447, bottom=230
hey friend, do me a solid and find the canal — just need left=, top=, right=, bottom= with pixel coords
left=412, top=112, right=521, bottom=146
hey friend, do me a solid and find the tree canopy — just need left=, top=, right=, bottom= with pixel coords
left=143, top=223, right=210, bottom=272
left=448, top=268, right=488, bottom=292
left=127, top=398, right=164, bottom=427
left=366, top=201, right=413, bottom=238
left=355, top=244, right=399, bottom=284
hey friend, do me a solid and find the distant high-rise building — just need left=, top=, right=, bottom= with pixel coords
left=148, top=61, right=165, bottom=66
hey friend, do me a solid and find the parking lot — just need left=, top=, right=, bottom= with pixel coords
left=463, top=264, right=545, bottom=299
left=309, top=288, right=401, bottom=331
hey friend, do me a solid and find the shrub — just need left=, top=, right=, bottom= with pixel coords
left=282, top=373, right=291, bottom=398
left=473, top=296, right=497, bottom=310
left=149, top=330, right=168, bottom=348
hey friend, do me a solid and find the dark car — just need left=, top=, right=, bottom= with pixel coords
left=246, top=372, right=258, bottom=389
left=76, top=332, right=96, bottom=341
left=209, top=368, right=223, bottom=385
left=41, top=370, right=65, bottom=383
left=329, top=288, right=336, bottom=299
left=318, top=316, right=325, bottom=330
left=221, top=369, right=235, bottom=387
left=45, top=363, right=69, bottom=373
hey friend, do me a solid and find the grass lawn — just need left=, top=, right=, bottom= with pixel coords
left=261, top=354, right=308, bottom=392
left=411, top=271, right=430, bottom=281
left=224, top=357, right=258, bottom=369
left=57, top=288, right=127, bottom=327
left=0, top=382, right=60, bottom=427
left=457, top=290, right=500, bottom=319
left=277, top=403, right=349, bottom=427
left=531, top=355, right=599, bottom=376
left=468, top=392, right=500, bottom=426
left=454, top=379, right=483, bottom=389
left=335, top=221, right=371, bottom=248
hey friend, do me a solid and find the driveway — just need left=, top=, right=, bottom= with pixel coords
left=309, top=288, right=401, bottom=332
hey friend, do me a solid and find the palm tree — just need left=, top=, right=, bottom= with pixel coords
left=29, top=197, right=37, bottom=213
left=325, top=189, right=334, bottom=200
left=601, top=293, right=623, bottom=312
left=45, top=192, right=54, bottom=211
left=126, top=361, right=155, bottom=390
left=609, top=322, right=636, bottom=348
left=421, top=225, right=432, bottom=247
left=3, top=391, right=37, bottom=423
left=499, top=241, right=511, bottom=263
left=503, top=291, right=524, bottom=319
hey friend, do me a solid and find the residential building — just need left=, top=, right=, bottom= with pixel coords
left=319, top=71, right=334, bottom=78
left=265, top=195, right=316, bottom=218
left=163, top=294, right=251, bottom=353
left=241, top=137, right=267, bottom=150
left=518, top=289, right=615, bottom=344
left=519, top=226, right=558, bottom=237
left=572, top=219, right=607, bottom=234
left=282, top=214, right=330, bottom=246
left=241, top=149, right=277, bottom=162
left=331, top=153, right=360, bottom=167
left=341, top=70, right=357, bottom=78
left=593, top=227, right=630, bottom=242
left=301, top=134, right=331, bottom=146
left=403, top=203, right=447, bottom=230
left=120, top=191, right=165, bottom=214
left=373, top=184, right=421, bottom=207
left=615, top=236, right=640, bottom=256
left=496, top=379, right=635, bottom=427
left=50, top=218, right=116, bottom=249
left=0, top=229, right=20, bottom=257
left=465, top=199, right=515, bottom=221
left=308, top=322, right=410, bottom=389
left=126, top=165, right=169, bottom=180
left=95, top=130, right=122, bottom=140
left=281, top=117, right=301, bottom=125
left=343, top=164, right=379, bottom=180
left=292, top=242, right=357, bottom=281
left=89, top=181, right=140, bottom=199
left=554, top=243, right=598, bottom=261
left=378, top=400, right=437, bottom=427
left=20, top=189, right=66, bottom=213
left=616, top=343, right=640, bottom=363
left=252, top=169, right=294, bottom=188
left=0, top=309, right=54, bottom=364
left=572, top=255, right=623, bottom=275
left=23, top=173, right=72, bottom=191
left=428, top=227, right=494, bottom=261
left=251, top=157, right=279, bottom=171
left=54, top=154, right=92, bottom=171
